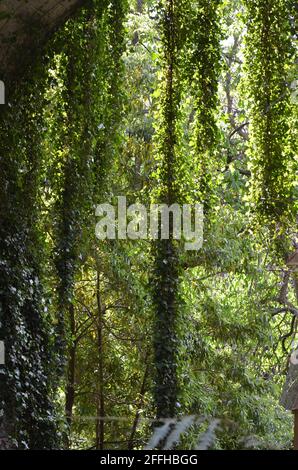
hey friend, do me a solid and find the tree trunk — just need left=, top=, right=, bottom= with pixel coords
left=294, top=410, right=298, bottom=450
left=0, top=419, right=14, bottom=449
left=95, top=271, right=105, bottom=450
left=132, top=0, right=144, bottom=46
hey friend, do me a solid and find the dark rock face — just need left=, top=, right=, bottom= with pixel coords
left=0, top=0, right=85, bottom=81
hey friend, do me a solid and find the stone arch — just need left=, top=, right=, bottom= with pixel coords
left=0, top=0, right=86, bottom=82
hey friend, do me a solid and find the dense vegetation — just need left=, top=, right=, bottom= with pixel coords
left=0, top=0, right=297, bottom=450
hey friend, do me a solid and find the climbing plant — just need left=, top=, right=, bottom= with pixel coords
left=244, top=0, right=296, bottom=239
left=150, top=0, right=184, bottom=419
left=51, top=0, right=128, bottom=437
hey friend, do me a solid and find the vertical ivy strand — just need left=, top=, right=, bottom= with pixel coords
left=244, top=0, right=295, bottom=232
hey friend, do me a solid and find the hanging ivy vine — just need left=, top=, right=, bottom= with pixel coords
left=151, top=0, right=187, bottom=419
left=0, top=60, right=60, bottom=449
left=51, top=0, right=128, bottom=437
left=244, top=0, right=295, bottom=238
left=53, top=5, right=101, bottom=368
left=187, top=0, right=222, bottom=209
left=151, top=0, right=222, bottom=418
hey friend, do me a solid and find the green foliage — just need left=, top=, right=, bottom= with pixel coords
left=185, top=0, right=222, bottom=207
left=244, top=0, right=296, bottom=234
left=0, top=61, right=61, bottom=449
left=151, top=0, right=222, bottom=419
left=0, top=0, right=297, bottom=451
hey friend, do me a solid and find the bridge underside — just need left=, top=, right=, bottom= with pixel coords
left=0, top=0, right=85, bottom=82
